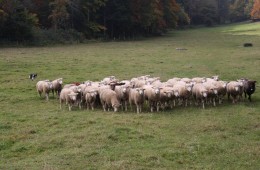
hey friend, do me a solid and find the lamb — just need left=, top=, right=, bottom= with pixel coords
left=143, top=85, right=162, bottom=112
left=59, top=88, right=79, bottom=111
left=129, top=88, right=145, bottom=113
left=85, top=90, right=98, bottom=110
left=51, top=78, right=63, bottom=98
left=226, top=81, right=243, bottom=103
left=99, top=89, right=121, bottom=112
left=192, top=83, right=208, bottom=109
left=36, top=80, right=53, bottom=101
left=115, top=85, right=130, bottom=111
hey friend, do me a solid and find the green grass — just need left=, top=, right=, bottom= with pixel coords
left=0, top=22, right=260, bottom=169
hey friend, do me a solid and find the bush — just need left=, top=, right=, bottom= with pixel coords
left=31, top=28, right=86, bottom=46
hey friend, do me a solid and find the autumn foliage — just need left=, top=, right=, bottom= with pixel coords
left=251, top=0, right=260, bottom=20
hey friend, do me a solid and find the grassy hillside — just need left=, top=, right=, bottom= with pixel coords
left=0, top=22, right=259, bottom=169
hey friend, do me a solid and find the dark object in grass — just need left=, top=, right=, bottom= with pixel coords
left=29, top=73, right=37, bottom=81
left=243, top=43, right=253, bottom=47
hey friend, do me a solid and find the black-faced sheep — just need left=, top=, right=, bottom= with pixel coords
left=240, top=79, right=257, bottom=102
left=36, top=80, right=53, bottom=101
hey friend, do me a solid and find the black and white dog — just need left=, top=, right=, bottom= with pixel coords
left=29, top=73, right=37, bottom=80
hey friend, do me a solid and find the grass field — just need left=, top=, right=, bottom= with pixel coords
left=0, top=22, right=260, bottom=169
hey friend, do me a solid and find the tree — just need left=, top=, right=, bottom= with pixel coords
left=0, top=0, right=38, bottom=41
left=251, top=0, right=260, bottom=20
left=229, top=0, right=251, bottom=22
left=48, top=0, right=69, bottom=30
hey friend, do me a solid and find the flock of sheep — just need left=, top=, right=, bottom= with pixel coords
left=35, top=75, right=256, bottom=113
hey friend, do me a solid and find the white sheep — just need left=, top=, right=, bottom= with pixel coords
left=192, top=77, right=206, bottom=83
left=99, top=89, right=121, bottom=112
left=51, top=78, right=63, bottom=98
left=36, top=80, right=53, bottom=101
left=85, top=90, right=98, bottom=110
left=129, top=88, right=145, bottom=113
left=159, top=86, right=179, bottom=109
left=203, top=82, right=218, bottom=106
left=180, top=78, right=192, bottom=83
left=172, top=81, right=193, bottom=107
left=115, top=85, right=130, bottom=111
left=143, top=85, right=162, bottom=112
left=192, top=83, right=208, bottom=109
left=227, top=81, right=243, bottom=103
left=59, top=88, right=79, bottom=111
left=213, top=81, right=227, bottom=104
left=101, top=76, right=116, bottom=85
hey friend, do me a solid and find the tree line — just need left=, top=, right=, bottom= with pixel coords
left=0, top=0, right=259, bottom=44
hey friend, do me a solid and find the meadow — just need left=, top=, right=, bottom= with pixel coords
left=0, top=22, right=259, bottom=169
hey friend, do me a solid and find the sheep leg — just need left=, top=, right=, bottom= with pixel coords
left=45, top=93, right=49, bottom=101
left=124, top=101, right=128, bottom=111
left=213, top=98, right=216, bottom=106
left=68, top=104, right=72, bottom=111
left=156, top=102, right=160, bottom=112
left=202, top=99, right=205, bottom=109
left=248, top=95, right=252, bottom=102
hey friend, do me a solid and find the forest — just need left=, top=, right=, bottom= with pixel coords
left=0, top=0, right=260, bottom=44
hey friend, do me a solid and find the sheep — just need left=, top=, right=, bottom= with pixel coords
left=129, top=88, right=145, bottom=113
left=130, top=75, right=151, bottom=88
left=206, top=75, right=219, bottom=83
left=172, top=81, right=193, bottom=107
left=83, top=85, right=101, bottom=108
left=63, top=85, right=83, bottom=108
left=99, top=89, right=121, bottom=112
left=59, top=88, right=79, bottom=111
left=166, top=78, right=180, bottom=86
left=101, top=76, right=116, bottom=85
left=115, top=85, right=130, bottom=111
left=159, top=86, right=179, bottom=109
left=85, top=90, right=98, bottom=110
left=202, top=82, right=218, bottom=106
left=51, top=78, right=63, bottom=98
left=143, top=85, right=162, bottom=112
left=192, top=83, right=208, bottom=109
left=192, top=77, right=206, bottom=84
left=243, top=79, right=257, bottom=102
left=180, top=78, right=192, bottom=83
left=213, top=81, right=227, bottom=104
left=36, top=80, right=53, bottom=101
left=226, top=81, right=243, bottom=103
